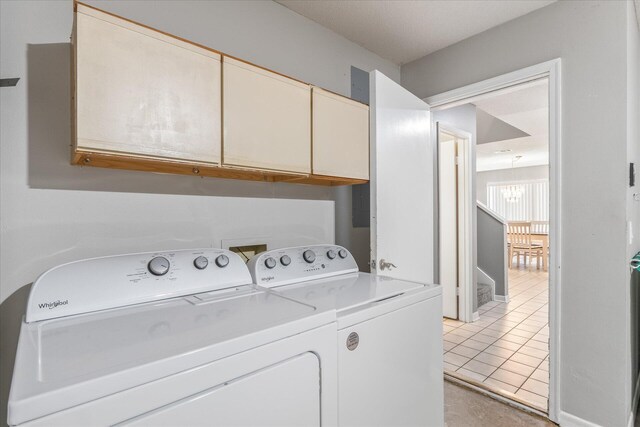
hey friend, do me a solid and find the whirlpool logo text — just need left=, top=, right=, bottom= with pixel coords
left=38, top=300, right=69, bottom=310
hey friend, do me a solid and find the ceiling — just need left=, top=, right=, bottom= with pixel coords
left=276, top=0, right=555, bottom=65
left=476, top=109, right=529, bottom=145
left=473, top=80, right=549, bottom=172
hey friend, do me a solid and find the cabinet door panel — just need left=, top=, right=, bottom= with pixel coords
left=223, top=58, right=311, bottom=173
left=312, top=88, right=369, bottom=179
left=75, top=6, right=221, bottom=164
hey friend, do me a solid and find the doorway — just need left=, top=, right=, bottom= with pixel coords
left=430, top=60, right=559, bottom=419
left=437, top=125, right=472, bottom=322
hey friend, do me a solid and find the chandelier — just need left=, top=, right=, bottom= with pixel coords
left=501, top=184, right=523, bottom=203
left=502, top=155, right=523, bottom=203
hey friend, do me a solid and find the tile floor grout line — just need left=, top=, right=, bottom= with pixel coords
left=443, top=266, right=550, bottom=408
left=486, top=269, right=548, bottom=403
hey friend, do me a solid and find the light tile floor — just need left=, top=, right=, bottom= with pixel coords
left=443, top=267, right=549, bottom=411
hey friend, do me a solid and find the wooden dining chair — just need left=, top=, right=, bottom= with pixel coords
left=530, top=220, right=550, bottom=267
left=508, top=222, right=543, bottom=269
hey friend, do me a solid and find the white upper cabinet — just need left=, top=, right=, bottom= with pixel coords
left=312, top=87, right=369, bottom=180
left=74, top=4, right=221, bottom=164
left=222, top=57, right=311, bottom=174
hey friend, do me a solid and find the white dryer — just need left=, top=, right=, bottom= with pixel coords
left=248, top=245, right=444, bottom=427
left=8, top=248, right=337, bottom=426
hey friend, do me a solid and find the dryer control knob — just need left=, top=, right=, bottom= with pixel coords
left=326, top=250, right=337, bottom=260
left=264, top=257, right=277, bottom=269
left=215, top=255, right=229, bottom=268
left=338, top=249, right=348, bottom=259
left=303, top=250, right=316, bottom=263
left=193, top=256, right=209, bottom=270
left=280, top=255, right=291, bottom=266
left=148, top=256, right=170, bottom=276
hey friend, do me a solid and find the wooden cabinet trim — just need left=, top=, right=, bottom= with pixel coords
left=72, top=151, right=307, bottom=182
left=273, top=174, right=369, bottom=186
left=74, top=143, right=220, bottom=166
left=72, top=151, right=365, bottom=186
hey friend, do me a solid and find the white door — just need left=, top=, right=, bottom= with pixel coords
left=369, top=71, right=434, bottom=284
left=438, top=127, right=459, bottom=319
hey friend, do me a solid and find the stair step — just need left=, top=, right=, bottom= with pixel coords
left=477, top=282, right=493, bottom=308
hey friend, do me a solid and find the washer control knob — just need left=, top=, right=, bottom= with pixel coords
left=280, top=255, right=291, bottom=266
left=326, top=250, right=337, bottom=260
left=264, top=257, right=277, bottom=269
left=193, top=256, right=209, bottom=270
left=148, top=256, right=170, bottom=276
left=215, top=254, right=229, bottom=268
left=338, top=249, right=348, bottom=259
left=303, top=250, right=316, bottom=263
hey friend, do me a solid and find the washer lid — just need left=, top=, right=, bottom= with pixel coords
left=268, top=272, right=440, bottom=313
left=8, top=287, right=329, bottom=426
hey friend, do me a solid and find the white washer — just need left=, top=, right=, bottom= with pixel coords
left=8, top=249, right=338, bottom=426
left=248, top=245, right=444, bottom=427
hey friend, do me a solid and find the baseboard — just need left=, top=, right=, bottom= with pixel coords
left=558, top=411, right=602, bottom=427
left=560, top=373, right=640, bottom=427
left=494, top=294, right=510, bottom=303
left=472, top=311, right=480, bottom=321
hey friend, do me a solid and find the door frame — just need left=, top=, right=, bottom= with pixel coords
left=425, top=59, right=562, bottom=422
left=436, top=124, right=474, bottom=322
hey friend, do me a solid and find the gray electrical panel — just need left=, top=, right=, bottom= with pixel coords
left=350, top=66, right=370, bottom=228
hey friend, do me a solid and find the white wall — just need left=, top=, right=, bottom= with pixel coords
left=477, top=165, right=549, bottom=205
left=626, top=1, right=640, bottom=420
left=0, top=1, right=400, bottom=424
left=402, top=1, right=632, bottom=425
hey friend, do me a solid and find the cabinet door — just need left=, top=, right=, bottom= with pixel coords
left=75, top=5, right=221, bottom=164
left=312, top=87, right=369, bottom=179
left=223, top=57, right=311, bottom=174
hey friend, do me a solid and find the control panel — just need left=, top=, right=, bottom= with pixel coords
left=247, top=245, right=359, bottom=288
left=26, top=249, right=251, bottom=323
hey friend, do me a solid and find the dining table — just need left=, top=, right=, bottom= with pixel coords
left=531, top=232, right=549, bottom=272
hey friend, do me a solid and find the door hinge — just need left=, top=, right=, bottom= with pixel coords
left=456, top=287, right=460, bottom=296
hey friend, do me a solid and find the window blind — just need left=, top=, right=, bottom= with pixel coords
left=486, top=180, right=549, bottom=222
